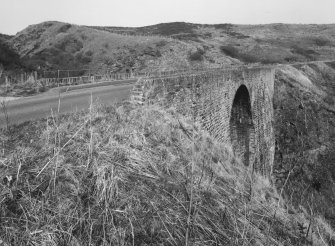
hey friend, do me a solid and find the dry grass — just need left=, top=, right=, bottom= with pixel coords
left=0, top=102, right=334, bottom=245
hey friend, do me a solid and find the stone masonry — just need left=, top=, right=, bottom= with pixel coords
left=131, top=67, right=275, bottom=177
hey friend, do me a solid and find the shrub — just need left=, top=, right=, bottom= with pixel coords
left=75, top=52, right=92, bottom=64
left=213, top=23, right=233, bottom=30
left=57, top=24, right=72, bottom=34
left=156, top=40, right=168, bottom=47
left=174, top=33, right=201, bottom=42
left=220, top=45, right=260, bottom=63
left=220, top=45, right=239, bottom=58
left=0, top=39, right=22, bottom=69
left=146, top=22, right=196, bottom=36
left=189, top=48, right=205, bottom=61
left=313, top=38, right=333, bottom=47
left=291, top=45, right=317, bottom=59
left=324, top=94, right=335, bottom=105
left=54, top=34, right=83, bottom=53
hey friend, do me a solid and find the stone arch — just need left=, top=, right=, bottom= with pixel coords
left=229, top=85, right=255, bottom=167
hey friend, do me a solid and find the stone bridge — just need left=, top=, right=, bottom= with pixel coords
left=131, top=67, right=275, bottom=177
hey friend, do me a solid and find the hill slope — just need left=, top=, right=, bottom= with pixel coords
left=1, top=103, right=334, bottom=245
left=89, top=22, right=335, bottom=64
left=273, top=61, right=335, bottom=228
left=5, top=21, right=335, bottom=75
left=9, top=21, right=200, bottom=73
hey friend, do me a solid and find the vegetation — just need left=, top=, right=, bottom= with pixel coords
left=0, top=101, right=334, bottom=245
left=0, top=39, right=22, bottom=70
left=290, top=45, right=317, bottom=60
left=6, top=21, right=173, bottom=73
left=220, top=45, right=239, bottom=59
left=139, top=22, right=197, bottom=36
left=220, top=45, right=260, bottom=63
left=189, top=48, right=205, bottom=61
left=1, top=21, right=335, bottom=244
left=273, top=63, right=335, bottom=229
left=2, top=21, right=335, bottom=81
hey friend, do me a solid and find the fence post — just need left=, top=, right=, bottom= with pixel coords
left=5, top=76, right=9, bottom=92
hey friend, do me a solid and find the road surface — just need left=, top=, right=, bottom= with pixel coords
left=0, top=80, right=136, bottom=128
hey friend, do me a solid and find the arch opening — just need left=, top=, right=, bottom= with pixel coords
left=229, top=85, right=255, bottom=167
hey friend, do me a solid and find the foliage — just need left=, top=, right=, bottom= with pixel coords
left=0, top=102, right=334, bottom=245
left=140, top=22, right=197, bottom=36
left=220, top=45, right=260, bottom=63
left=220, top=45, right=239, bottom=58
left=291, top=45, right=317, bottom=59
left=57, top=24, right=72, bottom=34
left=274, top=64, right=335, bottom=229
left=0, top=40, right=22, bottom=70
left=313, top=38, right=334, bottom=47
left=189, top=48, right=205, bottom=61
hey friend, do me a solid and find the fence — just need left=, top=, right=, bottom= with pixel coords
left=36, top=69, right=210, bottom=87
left=2, top=60, right=335, bottom=89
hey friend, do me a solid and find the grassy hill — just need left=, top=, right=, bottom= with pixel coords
left=4, top=21, right=335, bottom=76
left=8, top=21, right=199, bottom=74
left=89, top=22, right=335, bottom=64
left=1, top=102, right=334, bottom=245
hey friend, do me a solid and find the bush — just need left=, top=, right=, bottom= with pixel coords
left=54, top=34, right=83, bottom=53
left=57, top=24, right=72, bottom=34
left=220, top=45, right=239, bottom=58
left=213, top=23, right=233, bottom=30
left=0, top=40, right=22, bottom=70
left=144, top=22, right=196, bottom=36
left=291, top=45, right=317, bottom=59
left=220, top=45, right=260, bottom=63
left=324, top=94, right=335, bottom=105
left=174, top=33, right=201, bottom=42
left=314, top=38, right=333, bottom=47
left=189, top=48, right=205, bottom=61
left=156, top=40, right=168, bottom=47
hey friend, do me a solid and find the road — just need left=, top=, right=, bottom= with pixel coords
left=0, top=80, right=136, bottom=128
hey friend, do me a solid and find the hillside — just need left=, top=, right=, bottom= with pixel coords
left=1, top=102, right=334, bottom=245
left=273, top=61, right=335, bottom=228
left=4, top=21, right=335, bottom=76
left=8, top=21, right=200, bottom=74
left=84, top=22, right=335, bottom=64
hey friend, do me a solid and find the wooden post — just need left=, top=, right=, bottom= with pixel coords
left=5, top=76, right=9, bottom=92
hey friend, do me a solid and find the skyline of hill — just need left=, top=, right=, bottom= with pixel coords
left=1, top=21, right=335, bottom=74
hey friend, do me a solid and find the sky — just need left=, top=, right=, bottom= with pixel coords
left=1, top=0, right=335, bottom=35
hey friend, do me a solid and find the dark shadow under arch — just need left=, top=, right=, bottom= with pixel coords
left=229, top=85, right=255, bottom=167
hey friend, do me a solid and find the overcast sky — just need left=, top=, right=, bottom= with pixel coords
left=1, top=0, right=334, bottom=35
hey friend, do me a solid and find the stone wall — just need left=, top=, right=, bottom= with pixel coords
left=131, top=67, right=275, bottom=177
